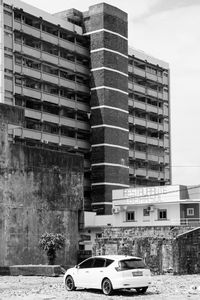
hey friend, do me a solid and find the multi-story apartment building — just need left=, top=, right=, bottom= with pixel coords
left=0, top=0, right=171, bottom=215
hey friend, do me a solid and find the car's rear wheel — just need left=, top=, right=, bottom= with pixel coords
left=65, top=275, right=76, bottom=291
left=136, top=287, right=148, bottom=294
left=102, top=278, right=113, bottom=295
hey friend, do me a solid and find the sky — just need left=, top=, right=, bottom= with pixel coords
left=22, top=0, right=200, bottom=186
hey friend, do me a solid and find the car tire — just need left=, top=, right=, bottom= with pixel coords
left=65, top=275, right=76, bottom=291
left=102, top=278, right=113, bottom=295
left=136, top=287, right=148, bottom=294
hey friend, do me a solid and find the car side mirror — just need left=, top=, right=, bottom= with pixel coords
left=75, top=265, right=80, bottom=269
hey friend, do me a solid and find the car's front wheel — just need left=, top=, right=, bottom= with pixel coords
left=135, top=286, right=148, bottom=294
left=102, top=278, right=113, bottom=295
left=65, top=275, right=76, bottom=291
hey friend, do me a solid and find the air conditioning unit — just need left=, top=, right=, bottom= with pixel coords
left=112, top=207, right=120, bottom=214
left=147, top=205, right=154, bottom=212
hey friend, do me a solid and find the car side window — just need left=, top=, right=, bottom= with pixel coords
left=105, top=259, right=114, bottom=267
left=79, top=258, right=94, bottom=269
left=93, top=258, right=105, bottom=268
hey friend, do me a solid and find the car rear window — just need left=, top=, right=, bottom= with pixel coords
left=119, top=259, right=147, bottom=270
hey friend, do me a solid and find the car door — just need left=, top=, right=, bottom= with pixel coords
left=87, top=258, right=106, bottom=289
left=75, top=257, right=94, bottom=288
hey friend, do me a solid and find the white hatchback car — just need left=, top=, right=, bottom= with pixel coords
left=64, top=255, right=151, bottom=295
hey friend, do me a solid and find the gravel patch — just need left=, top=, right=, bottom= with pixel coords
left=1, top=274, right=200, bottom=299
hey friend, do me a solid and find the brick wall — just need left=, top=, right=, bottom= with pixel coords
left=86, top=3, right=129, bottom=215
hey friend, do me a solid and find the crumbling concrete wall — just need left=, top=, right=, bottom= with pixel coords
left=0, top=104, right=84, bottom=266
left=175, top=228, right=200, bottom=275
left=93, top=226, right=193, bottom=274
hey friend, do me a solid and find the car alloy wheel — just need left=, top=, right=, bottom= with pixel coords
left=102, top=278, right=113, bottom=295
left=65, top=275, right=76, bottom=291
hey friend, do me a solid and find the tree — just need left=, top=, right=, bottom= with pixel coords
left=39, top=232, right=65, bottom=265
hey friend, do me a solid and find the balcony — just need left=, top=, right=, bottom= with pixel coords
left=134, top=134, right=146, bottom=143
left=134, top=67, right=145, bottom=77
left=134, top=100, right=146, bottom=110
left=14, top=43, right=41, bottom=59
left=129, top=116, right=146, bottom=127
left=25, top=109, right=42, bottom=120
left=164, top=122, right=169, bottom=132
left=133, top=83, right=146, bottom=94
left=163, top=92, right=168, bottom=101
left=147, top=154, right=159, bottom=162
left=146, top=72, right=157, bottom=82
left=129, top=149, right=134, bottom=157
left=147, top=137, right=159, bottom=146
left=59, top=78, right=89, bottom=94
left=147, top=121, right=158, bottom=130
left=164, top=105, right=169, bottom=116
left=59, top=39, right=89, bottom=57
left=22, top=67, right=41, bottom=80
left=41, top=31, right=59, bottom=46
left=42, top=73, right=59, bottom=85
left=129, top=132, right=134, bottom=141
left=135, top=168, right=147, bottom=177
left=42, top=92, right=59, bottom=104
left=158, top=92, right=163, bottom=100
left=41, top=52, right=59, bottom=65
left=15, top=86, right=41, bottom=99
left=14, top=21, right=41, bottom=39
left=60, top=116, right=90, bottom=131
left=135, top=150, right=146, bottom=160
left=147, top=88, right=157, bottom=98
left=163, top=76, right=168, bottom=85
left=129, top=167, right=134, bottom=175
left=58, top=58, right=89, bottom=75
left=148, top=170, right=159, bottom=178
left=146, top=104, right=158, bottom=114
left=165, top=155, right=170, bottom=164
left=134, top=117, right=146, bottom=127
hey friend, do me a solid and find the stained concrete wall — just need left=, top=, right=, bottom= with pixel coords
left=92, top=226, right=193, bottom=274
left=0, top=104, right=84, bottom=266
left=175, top=228, right=200, bottom=274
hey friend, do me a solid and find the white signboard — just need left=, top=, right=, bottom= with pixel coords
left=113, top=185, right=181, bottom=205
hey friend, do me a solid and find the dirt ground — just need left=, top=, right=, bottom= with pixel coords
left=1, top=274, right=200, bottom=300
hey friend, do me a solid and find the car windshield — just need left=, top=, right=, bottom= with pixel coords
left=119, top=259, right=147, bottom=270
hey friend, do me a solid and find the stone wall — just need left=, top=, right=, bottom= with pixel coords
left=93, top=226, right=194, bottom=274
left=0, top=104, right=84, bottom=267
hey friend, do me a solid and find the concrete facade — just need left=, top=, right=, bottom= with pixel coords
left=0, top=103, right=84, bottom=266
left=0, top=0, right=171, bottom=215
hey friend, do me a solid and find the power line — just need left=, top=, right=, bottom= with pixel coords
left=125, top=184, right=200, bottom=200
left=172, top=165, right=200, bottom=168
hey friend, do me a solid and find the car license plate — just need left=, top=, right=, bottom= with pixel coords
left=132, top=271, right=143, bottom=276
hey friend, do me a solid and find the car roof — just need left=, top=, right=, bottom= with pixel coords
left=92, top=255, right=142, bottom=261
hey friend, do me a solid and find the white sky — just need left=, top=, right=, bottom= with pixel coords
left=22, top=0, right=200, bottom=186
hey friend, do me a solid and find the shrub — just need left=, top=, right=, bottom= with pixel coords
left=39, top=233, right=65, bottom=265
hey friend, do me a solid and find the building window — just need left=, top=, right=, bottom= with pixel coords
left=187, top=208, right=194, bottom=216
left=126, top=211, right=135, bottom=222
left=143, top=208, right=150, bottom=217
left=158, top=209, right=167, bottom=220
